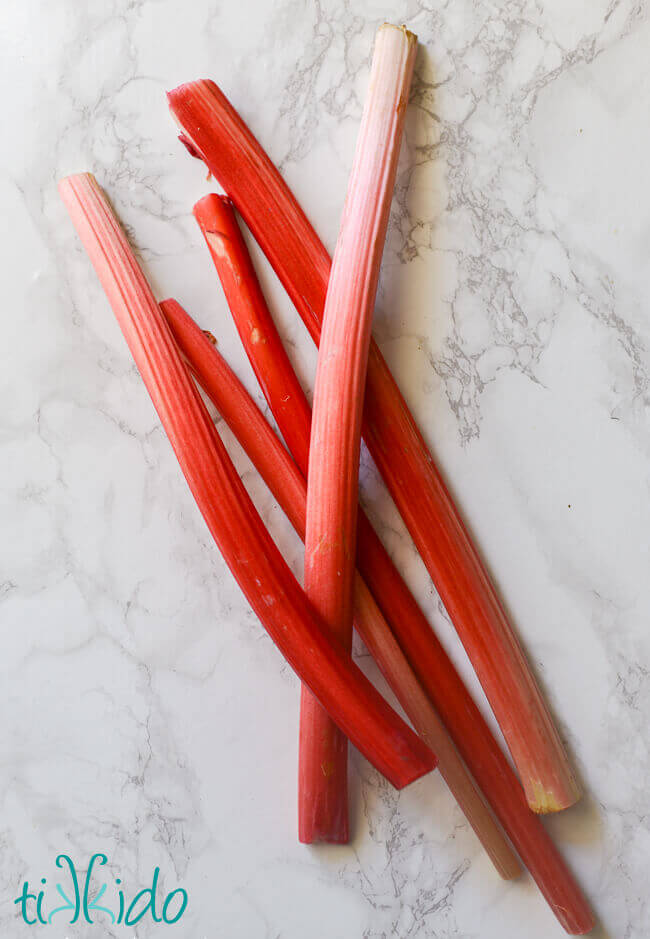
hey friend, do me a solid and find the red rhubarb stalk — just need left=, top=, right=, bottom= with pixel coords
left=162, top=296, right=521, bottom=879
left=190, top=207, right=594, bottom=932
left=58, top=172, right=436, bottom=797
left=167, top=72, right=580, bottom=818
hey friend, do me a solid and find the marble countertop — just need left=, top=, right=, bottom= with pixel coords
left=3, top=0, right=649, bottom=936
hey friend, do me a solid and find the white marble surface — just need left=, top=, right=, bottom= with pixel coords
left=3, top=0, right=649, bottom=935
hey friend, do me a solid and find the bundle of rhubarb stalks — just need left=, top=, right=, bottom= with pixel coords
left=59, top=24, right=594, bottom=934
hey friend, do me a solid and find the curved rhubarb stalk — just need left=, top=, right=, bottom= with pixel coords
left=189, top=208, right=594, bottom=931
left=161, top=296, right=521, bottom=879
left=167, top=76, right=580, bottom=816
left=296, top=23, right=417, bottom=843
left=58, top=172, right=436, bottom=796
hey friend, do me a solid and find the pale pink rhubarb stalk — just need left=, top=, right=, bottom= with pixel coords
left=58, top=173, right=436, bottom=796
left=295, top=24, right=418, bottom=843
left=167, top=69, right=580, bottom=817
left=191, top=201, right=594, bottom=933
left=161, top=296, right=521, bottom=879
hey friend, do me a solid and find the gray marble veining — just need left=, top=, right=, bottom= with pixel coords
left=2, top=0, right=649, bottom=935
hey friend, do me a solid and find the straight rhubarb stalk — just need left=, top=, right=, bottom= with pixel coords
left=58, top=173, right=436, bottom=796
left=168, top=68, right=580, bottom=816
left=161, top=296, right=521, bottom=879
left=191, top=206, right=594, bottom=931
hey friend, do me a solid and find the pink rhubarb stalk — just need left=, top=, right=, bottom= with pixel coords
left=167, top=65, right=580, bottom=817
left=58, top=172, right=436, bottom=799
left=191, top=203, right=594, bottom=932
left=162, top=295, right=521, bottom=879
left=297, top=24, right=418, bottom=842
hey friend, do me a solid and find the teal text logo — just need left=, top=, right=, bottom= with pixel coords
left=15, top=853, right=188, bottom=926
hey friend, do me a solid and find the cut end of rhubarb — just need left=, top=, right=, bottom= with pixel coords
left=167, top=81, right=223, bottom=163
left=298, top=831, right=350, bottom=846
left=168, top=78, right=220, bottom=101
left=192, top=192, right=247, bottom=283
left=298, top=822, right=350, bottom=846
left=397, top=759, right=437, bottom=789
left=194, top=195, right=239, bottom=264
left=496, top=854, right=523, bottom=882
left=167, top=79, right=221, bottom=124
left=527, top=776, right=582, bottom=814
left=194, top=192, right=232, bottom=216
left=59, top=171, right=97, bottom=199
left=379, top=22, right=418, bottom=45
left=556, top=907, right=596, bottom=935
left=193, top=194, right=232, bottom=233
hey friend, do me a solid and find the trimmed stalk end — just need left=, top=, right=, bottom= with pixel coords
left=526, top=776, right=582, bottom=814
left=379, top=22, right=418, bottom=46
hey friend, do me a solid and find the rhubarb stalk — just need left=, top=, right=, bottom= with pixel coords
left=293, top=24, right=417, bottom=843
left=190, top=206, right=594, bottom=932
left=167, top=70, right=580, bottom=817
left=161, top=296, right=521, bottom=879
left=58, top=172, right=436, bottom=796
